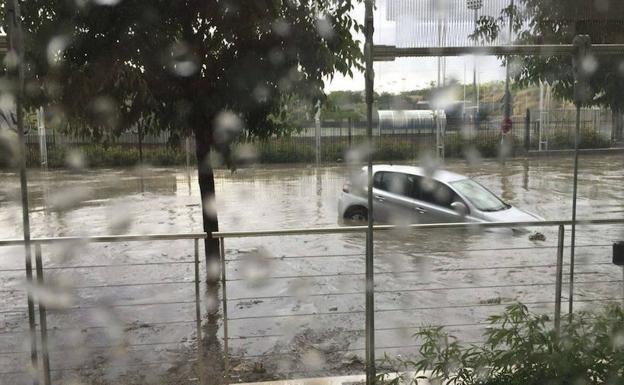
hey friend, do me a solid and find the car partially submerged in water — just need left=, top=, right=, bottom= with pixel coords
left=338, top=165, right=543, bottom=224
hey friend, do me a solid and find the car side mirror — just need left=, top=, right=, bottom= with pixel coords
left=451, top=201, right=468, bottom=217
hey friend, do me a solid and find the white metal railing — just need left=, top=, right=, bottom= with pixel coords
left=2, top=218, right=623, bottom=384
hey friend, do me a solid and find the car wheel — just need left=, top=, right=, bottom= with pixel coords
left=345, top=206, right=368, bottom=221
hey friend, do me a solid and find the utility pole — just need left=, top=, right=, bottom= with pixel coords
left=364, top=1, right=375, bottom=384
left=503, top=0, right=514, bottom=123
left=569, top=35, right=592, bottom=315
left=501, top=0, right=515, bottom=159
left=6, top=1, right=41, bottom=384
left=466, top=0, right=483, bottom=122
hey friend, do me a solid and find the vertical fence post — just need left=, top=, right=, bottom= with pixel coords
left=193, top=238, right=204, bottom=385
left=315, top=102, right=321, bottom=165
left=364, top=1, right=376, bottom=384
left=569, top=104, right=581, bottom=315
left=7, top=2, right=40, bottom=383
left=348, top=117, right=352, bottom=147
left=554, top=225, right=565, bottom=337
left=524, top=109, right=531, bottom=151
left=220, top=238, right=230, bottom=384
left=34, top=244, right=51, bottom=385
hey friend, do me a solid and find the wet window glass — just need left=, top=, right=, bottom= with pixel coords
left=376, top=172, right=410, bottom=196
left=373, top=171, right=383, bottom=189
left=450, top=179, right=509, bottom=212
left=416, top=177, right=457, bottom=209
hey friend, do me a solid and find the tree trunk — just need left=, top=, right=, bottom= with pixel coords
left=194, top=125, right=220, bottom=264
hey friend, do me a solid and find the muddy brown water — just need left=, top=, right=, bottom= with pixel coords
left=1, top=155, right=623, bottom=384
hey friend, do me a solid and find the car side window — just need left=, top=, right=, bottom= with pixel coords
left=414, top=177, right=458, bottom=209
left=376, top=172, right=412, bottom=197
left=373, top=172, right=383, bottom=189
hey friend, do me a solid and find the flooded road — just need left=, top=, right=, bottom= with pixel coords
left=1, top=154, right=623, bottom=383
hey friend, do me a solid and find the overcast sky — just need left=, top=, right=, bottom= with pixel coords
left=325, top=0, right=508, bottom=93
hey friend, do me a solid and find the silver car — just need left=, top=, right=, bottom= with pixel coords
left=338, top=165, right=543, bottom=224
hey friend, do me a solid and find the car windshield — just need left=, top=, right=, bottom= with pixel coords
left=450, top=179, right=509, bottom=212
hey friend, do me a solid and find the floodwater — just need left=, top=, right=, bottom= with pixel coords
left=1, top=154, right=623, bottom=384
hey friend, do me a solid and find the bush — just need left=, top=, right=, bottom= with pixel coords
left=22, top=144, right=190, bottom=168
left=10, top=127, right=612, bottom=170
left=445, top=131, right=517, bottom=158
left=252, top=140, right=315, bottom=163
left=378, top=303, right=624, bottom=385
left=531, top=129, right=611, bottom=150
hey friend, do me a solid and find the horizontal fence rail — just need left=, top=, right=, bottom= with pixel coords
left=2, top=219, right=623, bottom=384
left=0, top=233, right=208, bottom=385
left=213, top=218, right=624, bottom=238
left=212, top=218, right=624, bottom=383
left=374, top=44, right=624, bottom=60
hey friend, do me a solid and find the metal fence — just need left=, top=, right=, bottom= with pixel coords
left=2, top=219, right=624, bottom=384
left=213, top=219, right=624, bottom=382
left=0, top=234, right=207, bottom=385
left=22, top=109, right=616, bottom=166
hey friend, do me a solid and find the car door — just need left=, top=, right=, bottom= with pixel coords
left=409, top=176, right=466, bottom=223
left=372, top=172, right=415, bottom=224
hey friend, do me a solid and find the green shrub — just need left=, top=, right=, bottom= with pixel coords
left=445, top=132, right=517, bottom=158
left=21, top=145, right=190, bottom=168
left=378, top=303, right=624, bottom=385
left=252, top=140, right=315, bottom=163
left=10, top=128, right=612, bottom=170
left=530, top=129, right=611, bottom=150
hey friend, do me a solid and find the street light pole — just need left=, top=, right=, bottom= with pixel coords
left=503, top=0, right=514, bottom=124
left=467, top=0, right=483, bottom=119
left=364, top=1, right=376, bottom=384
left=5, top=1, right=40, bottom=384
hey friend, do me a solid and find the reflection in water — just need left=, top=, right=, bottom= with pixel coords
left=316, top=168, right=323, bottom=220
left=0, top=156, right=623, bottom=382
left=500, top=164, right=514, bottom=202
left=523, top=159, right=530, bottom=191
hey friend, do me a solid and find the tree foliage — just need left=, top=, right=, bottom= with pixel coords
left=18, top=0, right=363, bottom=142
left=10, top=0, right=364, bottom=258
left=378, top=303, right=624, bottom=385
left=472, top=0, right=624, bottom=115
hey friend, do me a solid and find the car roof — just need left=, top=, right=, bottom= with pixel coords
left=363, top=164, right=468, bottom=183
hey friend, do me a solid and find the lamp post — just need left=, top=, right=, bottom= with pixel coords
left=467, top=0, right=483, bottom=118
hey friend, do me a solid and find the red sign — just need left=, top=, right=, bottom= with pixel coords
left=501, top=117, right=512, bottom=134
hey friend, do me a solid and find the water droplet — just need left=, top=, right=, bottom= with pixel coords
left=89, top=96, right=118, bottom=129
left=214, top=111, right=243, bottom=145
left=234, top=143, right=258, bottom=165
left=93, top=0, right=122, bottom=6
left=3, top=50, right=19, bottom=70
left=272, top=19, right=290, bottom=37
left=167, top=41, right=198, bottom=77
left=316, top=17, right=334, bottom=39
left=206, top=292, right=219, bottom=313
left=206, top=258, right=221, bottom=282
left=107, top=202, right=133, bottom=234
left=202, top=197, right=218, bottom=219
left=301, top=348, right=324, bottom=370
left=48, top=185, right=91, bottom=211
left=464, top=146, right=483, bottom=165
left=240, top=247, right=273, bottom=287
left=289, top=278, right=311, bottom=302
left=31, top=280, right=76, bottom=309
left=581, top=55, right=598, bottom=75
left=268, top=48, right=285, bottom=66
left=65, top=149, right=86, bottom=169
left=253, top=85, right=270, bottom=103
left=47, top=35, right=70, bottom=67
